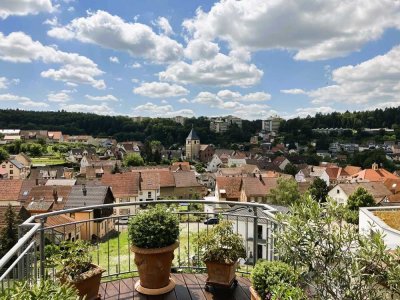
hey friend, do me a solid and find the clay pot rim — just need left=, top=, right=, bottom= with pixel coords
left=131, top=241, right=179, bottom=254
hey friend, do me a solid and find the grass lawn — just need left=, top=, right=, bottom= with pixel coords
left=31, top=157, right=66, bottom=166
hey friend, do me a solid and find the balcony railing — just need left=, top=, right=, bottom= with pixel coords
left=0, top=200, right=279, bottom=293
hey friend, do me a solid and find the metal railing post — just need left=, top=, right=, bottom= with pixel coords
left=253, top=207, right=258, bottom=265
left=17, top=225, right=23, bottom=280
left=39, top=218, right=45, bottom=279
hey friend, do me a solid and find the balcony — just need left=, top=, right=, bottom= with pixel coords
left=0, top=200, right=278, bottom=299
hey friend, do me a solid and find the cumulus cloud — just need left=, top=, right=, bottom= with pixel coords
left=48, top=10, right=184, bottom=64
left=133, top=102, right=195, bottom=117
left=184, top=39, right=219, bottom=60
left=0, top=0, right=53, bottom=19
left=280, top=89, right=306, bottom=95
left=0, top=93, right=31, bottom=102
left=0, top=77, right=19, bottom=89
left=85, top=94, right=118, bottom=101
left=43, top=16, right=59, bottom=27
left=48, top=92, right=70, bottom=102
left=193, top=90, right=271, bottom=108
left=183, top=0, right=400, bottom=61
left=0, top=31, right=105, bottom=89
left=109, top=56, right=119, bottom=64
left=133, top=82, right=189, bottom=98
left=155, top=17, right=174, bottom=36
left=178, top=98, right=190, bottom=104
left=60, top=103, right=116, bottom=115
left=130, top=62, right=141, bottom=69
left=159, top=52, right=263, bottom=87
left=291, top=106, right=336, bottom=118
left=20, top=100, right=49, bottom=108
left=308, top=45, right=400, bottom=108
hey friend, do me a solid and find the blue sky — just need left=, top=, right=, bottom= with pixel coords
left=0, top=0, right=400, bottom=120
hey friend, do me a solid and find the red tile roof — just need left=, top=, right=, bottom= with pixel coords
left=173, top=171, right=201, bottom=188
left=216, top=177, right=242, bottom=200
left=353, top=168, right=399, bottom=182
left=26, top=186, right=72, bottom=211
left=0, top=180, right=23, bottom=202
left=101, top=172, right=140, bottom=197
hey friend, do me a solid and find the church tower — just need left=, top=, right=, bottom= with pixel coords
left=185, top=127, right=200, bottom=160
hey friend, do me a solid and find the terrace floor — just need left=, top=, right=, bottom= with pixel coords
left=99, top=273, right=251, bottom=300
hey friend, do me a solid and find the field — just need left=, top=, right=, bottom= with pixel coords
left=31, top=156, right=66, bottom=166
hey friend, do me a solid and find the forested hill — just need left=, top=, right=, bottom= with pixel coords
left=280, top=107, right=400, bottom=133
left=0, top=109, right=261, bottom=147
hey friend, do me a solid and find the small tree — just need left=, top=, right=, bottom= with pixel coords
left=0, top=147, right=9, bottom=163
left=268, top=177, right=300, bottom=206
left=124, top=153, right=145, bottom=167
left=283, top=163, right=298, bottom=176
left=276, top=196, right=400, bottom=299
left=308, top=177, right=329, bottom=202
left=346, top=187, right=375, bottom=224
left=0, top=204, right=19, bottom=258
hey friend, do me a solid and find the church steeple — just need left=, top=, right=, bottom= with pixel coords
left=185, top=125, right=200, bottom=160
left=186, top=125, right=200, bottom=140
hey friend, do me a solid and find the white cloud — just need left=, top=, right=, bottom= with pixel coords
left=109, top=56, right=119, bottom=64
left=0, top=93, right=31, bottom=102
left=183, top=0, right=400, bottom=61
left=242, top=92, right=271, bottom=102
left=48, top=92, right=70, bottom=103
left=20, top=100, right=49, bottom=108
left=60, top=103, right=116, bottom=115
left=160, top=52, right=263, bottom=87
left=0, top=32, right=105, bottom=89
left=43, top=16, right=59, bottom=26
left=85, top=94, right=118, bottom=101
left=0, top=77, right=19, bottom=89
left=48, top=10, right=184, bottom=63
left=193, top=90, right=270, bottom=108
left=184, top=39, right=219, bottom=61
left=280, top=89, right=306, bottom=95
left=133, top=82, right=189, bottom=98
left=67, top=6, right=74, bottom=12
left=161, top=100, right=168, bottom=104
left=292, top=106, right=336, bottom=118
left=132, top=102, right=194, bottom=117
left=0, top=0, right=53, bottom=19
left=231, top=104, right=273, bottom=120
left=131, top=78, right=139, bottom=83
left=130, top=62, right=141, bottom=69
left=308, top=45, right=400, bottom=107
left=155, top=17, right=174, bottom=36
left=178, top=98, right=190, bottom=104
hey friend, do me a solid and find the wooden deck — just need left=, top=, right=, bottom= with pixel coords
left=99, top=273, right=251, bottom=300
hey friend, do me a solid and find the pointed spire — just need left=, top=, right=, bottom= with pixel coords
left=186, top=126, right=200, bottom=140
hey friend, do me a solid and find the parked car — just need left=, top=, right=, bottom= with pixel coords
left=204, top=217, right=219, bottom=225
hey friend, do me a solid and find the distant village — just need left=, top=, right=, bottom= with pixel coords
left=0, top=115, right=400, bottom=247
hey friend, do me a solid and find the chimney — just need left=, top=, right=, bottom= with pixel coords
left=52, top=188, right=58, bottom=202
left=35, top=178, right=39, bottom=186
left=82, top=184, right=87, bottom=196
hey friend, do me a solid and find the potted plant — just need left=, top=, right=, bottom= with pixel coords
left=128, top=205, right=179, bottom=295
left=250, top=260, right=305, bottom=300
left=197, top=219, right=246, bottom=290
left=51, top=240, right=105, bottom=300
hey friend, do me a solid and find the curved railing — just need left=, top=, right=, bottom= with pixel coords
left=0, top=200, right=279, bottom=291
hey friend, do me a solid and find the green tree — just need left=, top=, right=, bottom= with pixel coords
left=346, top=187, right=375, bottom=224
left=124, top=153, right=145, bottom=167
left=308, top=177, right=329, bottom=202
left=268, top=178, right=300, bottom=206
left=283, top=163, right=298, bottom=176
left=0, top=204, right=19, bottom=258
left=195, top=163, right=205, bottom=173
left=0, top=147, right=9, bottom=163
left=276, top=196, right=400, bottom=299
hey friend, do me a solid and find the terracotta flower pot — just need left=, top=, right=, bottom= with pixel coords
left=250, top=286, right=262, bottom=300
left=132, top=241, right=179, bottom=295
left=61, top=264, right=105, bottom=300
left=205, top=261, right=237, bottom=287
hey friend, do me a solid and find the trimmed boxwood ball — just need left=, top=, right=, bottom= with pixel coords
left=128, top=205, right=179, bottom=249
left=251, top=260, right=302, bottom=300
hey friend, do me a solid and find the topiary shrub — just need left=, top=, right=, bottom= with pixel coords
left=251, top=260, right=303, bottom=300
left=128, top=205, right=179, bottom=249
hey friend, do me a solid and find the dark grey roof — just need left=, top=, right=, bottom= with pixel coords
left=186, top=128, right=200, bottom=140
left=65, top=185, right=110, bottom=208
left=10, top=160, right=24, bottom=169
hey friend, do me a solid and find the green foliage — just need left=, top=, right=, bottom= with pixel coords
left=196, top=220, right=246, bottom=264
left=251, top=260, right=302, bottom=300
left=0, top=280, right=80, bottom=300
left=345, top=187, right=376, bottom=224
left=128, top=205, right=179, bottom=248
left=276, top=195, right=400, bottom=299
left=283, top=163, right=298, bottom=176
left=0, top=147, right=9, bottom=163
left=195, top=163, right=205, bottom=173
left=308, top=177, right=329, bottom=202
left=0, top=204, right=19, bottom=258
left=123, top=153, right=144, bottom=167
left=48, top=241, right=93, bottom=282
left=268, top=177, right=300, bottom=206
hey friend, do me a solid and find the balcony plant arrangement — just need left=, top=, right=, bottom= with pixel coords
left=128, top=205, right=180, bottom=295
left=197, top=219, right=246, bottom=290
left=250, top=260, right=305, bottom=300
left=51, top=240, right=105, bottom=300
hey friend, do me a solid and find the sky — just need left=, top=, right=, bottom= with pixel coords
left=0, top=0, right=400, bottom=120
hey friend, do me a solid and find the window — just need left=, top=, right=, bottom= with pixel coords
left=337, top=189, right=340, bottom=194
left=1, top=165, right=5, bottom=168
left=9, top=170, right=13, bottom=174
left=9, top=164, right=13, bottom=168
left=148, top=192, right=151, bottom=198
left=9, top=176, right=13, bottom=179
left=257, top=225, right=263, bottom=239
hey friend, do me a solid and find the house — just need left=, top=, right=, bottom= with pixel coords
left=272, top=156, right=290, bottom=171
left=172, top=171, right=206, bottom=199
left=67, top=148, right=97, bottom=163
left=359, top=206, right=400, bottom=250
left=14, top=153, right=32, bottom=170
left=65, top=185, right=115, bottom=240
left=24, top=186, right=72, bottom=214
left=117, top=142, right=141, bottom=158
left=45, top=214, right=82, bottom=243
left=45, top=179, right=77, bottom=186
left=101, top=172, right=140, bottom=216
left=215, top=177, right=242, bottom=201
left=80, top=158, right=118, bottom=176
left=20, top=130, right=48, bottom=141
left=207, top=154, right=223, bottom=172
left=328, top=182, right=392, bottom=205
left=1, top=159, right=29, bottom=179
left=65, top=135, right=95, bottom=144
left=47, top=131, right=63, bottom=143
left=240, top=176, right=268, bottom=202
left=170, top=161, right=191, bottom=172
left=350, top=163, right=399, bottom=182
left=0, top=179, right=24, bottom=206
left=228, top=151, right=247, bottom=167
left=138, top=172, right=160, bottom=205
left=295, top=166, right=327, bottom=183
left=199, top=144, right=215, bottom=163
left=29, top=166, right=74, bottom=185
